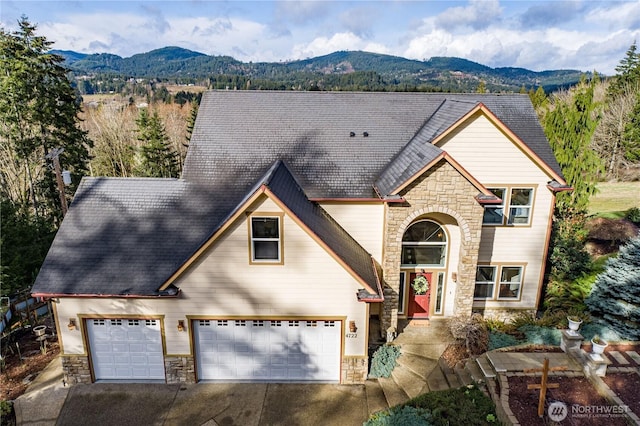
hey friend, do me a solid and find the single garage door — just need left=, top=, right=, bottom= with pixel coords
left=195, top=319, right=341, bottom=382
left=87, top=318, right=165, bottom=381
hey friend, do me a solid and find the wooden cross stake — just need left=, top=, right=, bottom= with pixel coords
left=524, top=358, right=567, bottom=417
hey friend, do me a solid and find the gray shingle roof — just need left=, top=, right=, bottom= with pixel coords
left=33, top=91, right=562, bottom=297
left=185, top=91, right=564, bottom=199
left=32, top=178, right=224, bottom=295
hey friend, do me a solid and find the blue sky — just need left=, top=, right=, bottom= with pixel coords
left=2, top=1, right=640, bottom=74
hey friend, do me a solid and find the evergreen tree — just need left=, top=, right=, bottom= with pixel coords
left=134, top=109, right=180, bottom=178
left=622, top=95, right=640, bottom=162
left=0, top=17, right=92, bottom=222
left=184, top=101, right=199, bottom=148
left=608, top=41, right=640, bottom=96
left=585, top=235, right=640, bottom=340
left=543, top=75, right=604, bottom=216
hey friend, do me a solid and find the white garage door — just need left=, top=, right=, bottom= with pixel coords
left=195, top=319, right=341, bottom=382
left=87, top=318, right=165, bottom=381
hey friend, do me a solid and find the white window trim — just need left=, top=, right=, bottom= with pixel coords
left=483, top=186, right=535, bottom=226
left=474, top=266, right=496, bottom=300
left=474, top=264, right=525, bottom=301
left=497, top=266, right=523, bottom=300
left=250, top=215, right=282, bottom=263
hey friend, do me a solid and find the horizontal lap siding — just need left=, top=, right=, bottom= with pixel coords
left=319, top=203, right=384, bottom=262
left=57, top=195, right=368, bottom=358
left=440, top=115, right=554, bottom=309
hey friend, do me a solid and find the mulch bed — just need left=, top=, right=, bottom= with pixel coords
left=508, top=375, right=628, bottom=426
left=1, top=323, right=60, bottom=401
left=603, top=372, right=640, bottom=417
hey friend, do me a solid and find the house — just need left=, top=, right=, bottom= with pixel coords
left=32, top=91, right=570, bottom=385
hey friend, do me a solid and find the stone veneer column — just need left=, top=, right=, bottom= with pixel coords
left=381, top=161, right=484, bottom=334
left=341, top=356, right=368, bottom=384
left=164, top=355, right=196, bottom=384
left=61, top=355, right=92, bottom=384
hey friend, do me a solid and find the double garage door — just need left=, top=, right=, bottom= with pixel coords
left=87, top=318, right=342, bottom=382
left=194, top=319, right=342, bottom=382
left=87, top=318, right=165, bottom=381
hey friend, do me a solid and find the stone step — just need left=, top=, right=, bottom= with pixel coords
left=399, top=343, right=450, bottom=359
left=377, top=376, right=410, bottom=408
left=364, top=380, right=388, bottom=416
left=438, top=357, right=461, bottom=389
left=396, top=352, right=437, bottom=380
left=608, top=351, right=630, bottom=365
left=476, top=354, right=496, bottom=379
left=391, top=364, right=428, bottom=399
left=464, top=358, right=486, bottom=384
left=426, top=363, right=450, bottom=392
left=454, top=364, right=474, bottom=386
left=626, top=351, right=640, bottom=364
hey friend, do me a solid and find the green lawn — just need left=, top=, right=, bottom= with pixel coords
left=588, top=181, right=640, bottom=216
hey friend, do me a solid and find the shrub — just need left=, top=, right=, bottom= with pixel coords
left=518, top=325, right=562, bottom=346
left=585, top=235, right=640, bottom=340
left=489, top=331, right=521, bottom=350
left=411, top=385, right=498, bottom=426
left=364, top=405, right=434, bottom=426
left=449, top=314, right=488, bottom=356
left=625, top=207, right=640, bottom=224
left=369, top=344, right=401, bottom=378
left=580, top=321, right=625, bottom=342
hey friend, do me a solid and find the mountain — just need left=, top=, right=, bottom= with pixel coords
left=53, top=47, right=587, bottom=92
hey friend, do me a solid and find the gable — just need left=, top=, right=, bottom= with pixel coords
left=435, top=110, right=557, bottom=184
left=174, top=195, right=372, bottom=302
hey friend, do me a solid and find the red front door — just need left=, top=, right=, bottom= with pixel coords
left=407, top=272, right=432, bottom=318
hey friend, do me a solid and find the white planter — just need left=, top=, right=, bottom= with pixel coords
left=591, top=338, right=608, bottom=355
left=33, top=325, right=46, bottom=337
left=567, top=317, right=582, bottom=332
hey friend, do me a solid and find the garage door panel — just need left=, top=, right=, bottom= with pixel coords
left=87, top=319, right=165, bottom=381
left=195, top=319, right=340, bottom=382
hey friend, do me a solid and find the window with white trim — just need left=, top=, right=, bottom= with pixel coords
left=401, top=220, right=447, bottom=267
left=474, top=266, right=496, bottom=299
left=498, top=266, right=523, bottom=300
left=483, top=188, right=505, bottom=225
left=474, top=265, right=524, bottom=300
left=508, top=188, right=533, bottom=225
left=250, top=216, right=281, bottom=262
left=483, top=187, right=534, bottom=226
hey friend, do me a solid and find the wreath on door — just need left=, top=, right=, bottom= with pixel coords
left=411, top=275, right=430, bottom=295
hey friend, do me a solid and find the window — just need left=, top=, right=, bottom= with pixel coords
left=434, top=272, right=445, bottom=315
left=483, top=187, right=534, bottom=226
left=398, top=273, right=406, bottom=314
left=474, top=266, right=496, bottom=299
left=498, top=267, right=523, bottom=300
left=474, top=265, right=524, bottom=300
left=483, top=188, right=505, bottom=225
left=401, top=220, right=447, bottom=267
left=250, top=216, right=281, bottom=262
left=508, top=188, right=533, bottom=225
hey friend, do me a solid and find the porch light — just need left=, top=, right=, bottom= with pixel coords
left=177, top=320, right=185, bottom=332
left=452, top=272, right=458, bottom=282
left=67, top=318, right=77, bottom=331
left=349, top=320, right=357, bottom=333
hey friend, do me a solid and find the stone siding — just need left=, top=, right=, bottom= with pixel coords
left=61, top=355, right=92, bottom=385
left=381, top=161, right=484, bottom=334
left=341, top=356, right=368, bottom=384
left=164, top=355, right=196, bottom=384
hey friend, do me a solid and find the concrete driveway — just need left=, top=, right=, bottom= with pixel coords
left=15, top=358, right=370, bottom=426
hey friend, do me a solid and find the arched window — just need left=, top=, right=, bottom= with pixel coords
left=401, top=220, right=447, bottom=267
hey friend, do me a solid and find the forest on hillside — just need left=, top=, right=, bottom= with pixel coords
left=1, top=19, right=639, bottom=299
